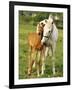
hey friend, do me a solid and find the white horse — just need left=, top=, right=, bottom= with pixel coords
left=41, top=15, right=58, bottom=75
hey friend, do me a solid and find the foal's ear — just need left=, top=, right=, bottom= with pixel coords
left=37, top=23, right=40, bottom=27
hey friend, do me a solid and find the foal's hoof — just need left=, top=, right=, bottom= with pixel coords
left=33, top=62, right=36, bottom=68
left=41, top=71, right=44, bottom=76
left=37, top=74, right=40, bottom=77
left=28, top=72, right=31, bottom=77
left=28, top=70, right=31, bottom=76
left=28, top=73, right=31, bottom=76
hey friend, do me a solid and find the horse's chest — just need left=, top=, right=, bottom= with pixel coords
left=46, top=39, right=53, bottom=47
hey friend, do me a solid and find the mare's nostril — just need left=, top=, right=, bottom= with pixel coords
left=49, top=31, right=51, bottom=33
left=43, top=42, right=46, bottom=46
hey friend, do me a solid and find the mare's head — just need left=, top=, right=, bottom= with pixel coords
left=41, top=15, right=54, bottom=44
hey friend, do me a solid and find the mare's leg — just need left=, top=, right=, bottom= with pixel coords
left=52, top=42, right=56, bottom=75
left=41, top=47, right=48, bottom=75
left=45, top=47, right=49, bottom=57
left=44, top=47, right=49, bottom=70
left=41, top=54, right=45, bottom=75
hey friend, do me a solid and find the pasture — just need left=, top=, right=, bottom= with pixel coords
left=19, top=22, right=63, bottom=79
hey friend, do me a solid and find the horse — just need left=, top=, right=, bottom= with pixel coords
left=28, top=23, right=45, bottom=76
left=36, top=14, right=58, bottom=75
left=41, top=15, right=58, bottom=75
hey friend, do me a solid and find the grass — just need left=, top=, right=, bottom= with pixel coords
left=19, top=23, right=63, bottom=79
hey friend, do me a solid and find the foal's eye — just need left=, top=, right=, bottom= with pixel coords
left=38, top=33, right=41, bottom=35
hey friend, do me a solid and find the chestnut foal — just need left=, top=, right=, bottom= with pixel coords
left=28, top=23, right=45, bottom=77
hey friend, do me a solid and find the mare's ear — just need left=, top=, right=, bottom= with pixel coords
left=41, top=22, right=45, bottom=27
left=45, top=19, right=47, bottom=23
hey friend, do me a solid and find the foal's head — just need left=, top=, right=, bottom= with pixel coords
left=36, top=22, right=45, bottom=36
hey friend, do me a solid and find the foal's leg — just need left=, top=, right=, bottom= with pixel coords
left=31, top=49, right=37, bottom=71
left=37, top=51, right=41, bottom=77
left=28, top=48, right=37, bottom=75
left=28, top=47, right=32, bottom=75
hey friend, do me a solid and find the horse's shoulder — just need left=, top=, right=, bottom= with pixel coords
left=28, top=32, right=41, bottom=48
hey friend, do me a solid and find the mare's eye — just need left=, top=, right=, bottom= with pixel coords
left=49, top=31, right=51, bottom=33
left=52, top=21, right=53, bottom=24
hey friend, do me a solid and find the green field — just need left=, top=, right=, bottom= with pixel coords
left=19, top=22, right=63, bottom=79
